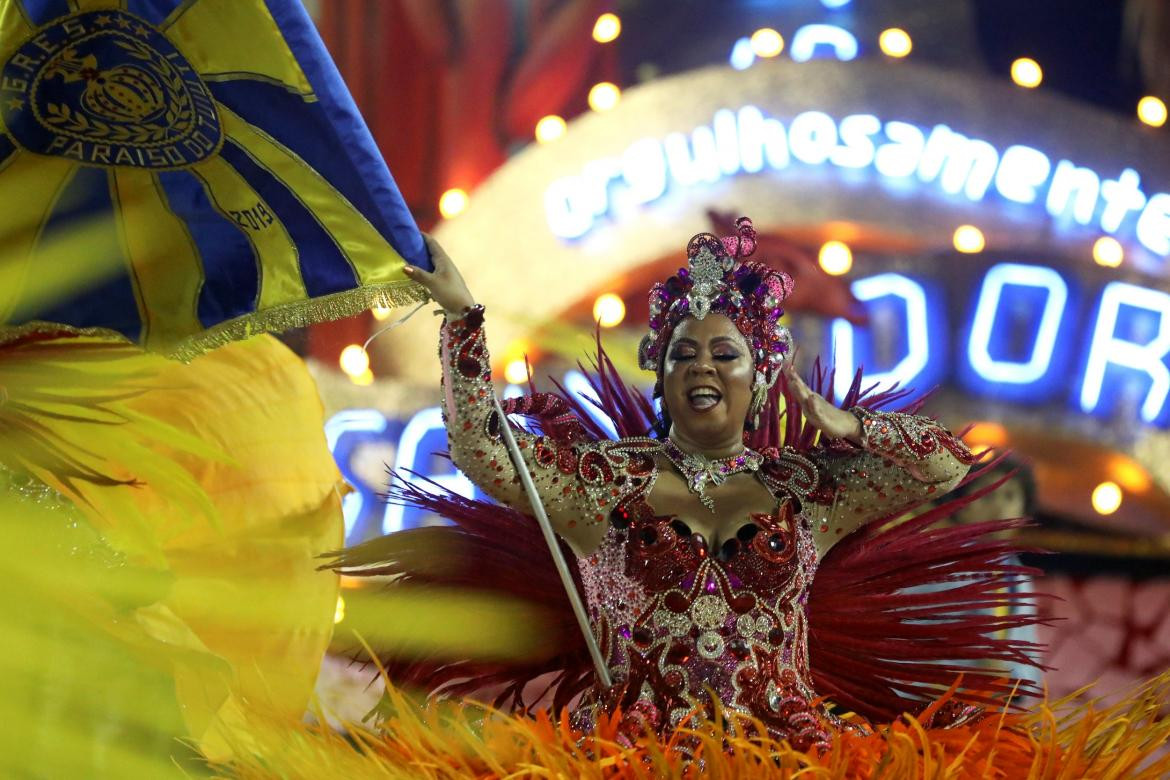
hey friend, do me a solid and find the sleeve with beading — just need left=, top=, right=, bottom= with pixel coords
left=805, top=407, right=979, bottom=553
left=439, top=305, right=628, bottom=536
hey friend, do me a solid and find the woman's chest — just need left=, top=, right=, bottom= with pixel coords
left=642, top=466, right=782, bottom=552
left=587, top=489, right=818, bottom=611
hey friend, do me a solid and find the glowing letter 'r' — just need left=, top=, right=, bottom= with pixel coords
left=1081, top=282, right=1170, bottom=423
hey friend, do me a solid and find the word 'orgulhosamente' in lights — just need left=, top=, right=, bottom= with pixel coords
left=545, top=107, right=1170, bottom=259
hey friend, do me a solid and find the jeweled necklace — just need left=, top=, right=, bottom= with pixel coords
left=662, top=438, right=763, bottom=513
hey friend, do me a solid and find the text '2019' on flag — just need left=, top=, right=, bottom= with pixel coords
left=0, top=0, right=429, bottom=357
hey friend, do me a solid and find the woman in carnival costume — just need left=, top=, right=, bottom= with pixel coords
left=318, top=218, right=1170, bottom=778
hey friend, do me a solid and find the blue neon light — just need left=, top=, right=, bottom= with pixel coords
left=729, top=37, right=755, bottom=70
left=1100, top=169, right=1147, bottom=233
left=323, top=409, right=387, bottom=538
left=994, top=146, right=1051, bottom=204
left=1045, top=161, right=1100, bottom=226
left=325, top=408, right=386, bottom=451
left=620, top=138, right=668, bottom=206
left=790, top=25, right=858, bottom=62
left=1137, top=193, right=1170, bottom=255
left=382, top=406, right=475, bottom=534
left=831, top=113, right=880, bottom=168
left=873, top=121, right=925, bottom=178
left=830, top=273, right=936, bottom=402
left=544, top=106, right=1170, bottom=259
left=916, top=125, right=998, bottom=200
left=1080, top=282, right=1170, bottom=423
left=967, top=264, right=1068, bottom=384
left=664, top=126, right=721, bottom=187
left=789, top=111, right=839, bottom=165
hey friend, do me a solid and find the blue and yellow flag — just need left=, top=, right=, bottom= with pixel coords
left=0, top=0, right=429, bottom=356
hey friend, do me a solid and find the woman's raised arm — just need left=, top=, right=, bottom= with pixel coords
left=781, top=362, right=978, bottom=559
left=406, top=238, right=613, bottom=556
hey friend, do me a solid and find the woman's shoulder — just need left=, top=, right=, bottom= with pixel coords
left=572, top=436, right=663, bottom=481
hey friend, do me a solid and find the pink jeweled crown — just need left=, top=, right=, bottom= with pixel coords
left=638, top=217, right=795, bottom=397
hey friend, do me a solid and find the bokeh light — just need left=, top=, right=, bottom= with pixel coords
left=438, top=188, right=468, bottom=218
left=879, top=28, right=912, bottom=58
left=818, top=241, right=853, bottom=275
left=953, top=225, right=986, bottom=253
left=535, top=115, right=567, bottom=143
left=750, top=28, right=784, bottom=58
left=1138, top=96, right=1167, bottom=128
left=1093, top=236, right=1124, bottom=267
left=1111, top=458, right=1151, bottom=493
left=592, top=293, right=626, bottom=327
left=1011, top=57, right=1043, bottom=88
left=504, top=358, right=530, bottom=385
left=588, top=82, right=621, bottom=112
left=1091, top=481, right=1122, bottom=515
left=592, top=13, right=621, bottom=43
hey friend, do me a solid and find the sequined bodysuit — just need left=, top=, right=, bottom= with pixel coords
left=440, top=307, right=976, bottom=748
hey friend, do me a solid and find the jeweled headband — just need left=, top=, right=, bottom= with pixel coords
left=638, top=217, right=795, bottom=398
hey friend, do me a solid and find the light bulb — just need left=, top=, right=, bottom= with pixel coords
left=750, top=28, right=784, bottom=58
left=588, top=82, right=621, bottom=112
left=818, top=241, right=853, bottom=276
left=879, top=28, right=912, bottom=58
left=1091, top=481, right=1122, bottom=515
left=438, top=188, right=468, bottom=218
left=592, top=13, right=621, bottom=43
left=593, top=293, right=626, bottom=327
left=339, top=344, right=369, bottom=377
left=535, top=115, right=567, bottom=143
left=953, top=225, right=986, bottom=254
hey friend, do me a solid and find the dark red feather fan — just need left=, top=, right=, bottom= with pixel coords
left=325, top=339, right=1048, bottom=721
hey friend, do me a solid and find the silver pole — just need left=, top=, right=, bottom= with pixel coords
left=489, top=396, right=613, bottom=689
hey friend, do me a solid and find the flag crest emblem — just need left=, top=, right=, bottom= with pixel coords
left=2, top=11, right=223, bottom=168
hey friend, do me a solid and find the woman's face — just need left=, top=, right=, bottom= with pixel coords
left=662, top=314, right=754, bottom=447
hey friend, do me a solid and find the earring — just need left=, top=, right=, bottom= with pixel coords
left=749, top=370, right=768, bottom=428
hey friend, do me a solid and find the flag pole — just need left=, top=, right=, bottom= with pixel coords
left=490, top=396, right=613, bottom=689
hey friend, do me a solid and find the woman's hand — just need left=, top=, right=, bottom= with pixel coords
left=403, top=234, right=476, bottom=312
left=782, top=361, right=864, bottom=444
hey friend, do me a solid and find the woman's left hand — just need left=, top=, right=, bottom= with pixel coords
left=782, top=362, right=864, bottom=444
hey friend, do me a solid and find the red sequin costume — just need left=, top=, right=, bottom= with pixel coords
left=439, top=301, right=979, bottom=748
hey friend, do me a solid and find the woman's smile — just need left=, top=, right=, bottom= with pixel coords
left=686, top=384, right=723, bottom=411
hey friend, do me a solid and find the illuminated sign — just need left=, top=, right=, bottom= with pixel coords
left=544, top=106, right=1170, bottom=260
left=832, top=264, right=1170, bottom=425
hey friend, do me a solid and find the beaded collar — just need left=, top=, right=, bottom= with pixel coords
left=661, top=438, right=764, bottom=513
